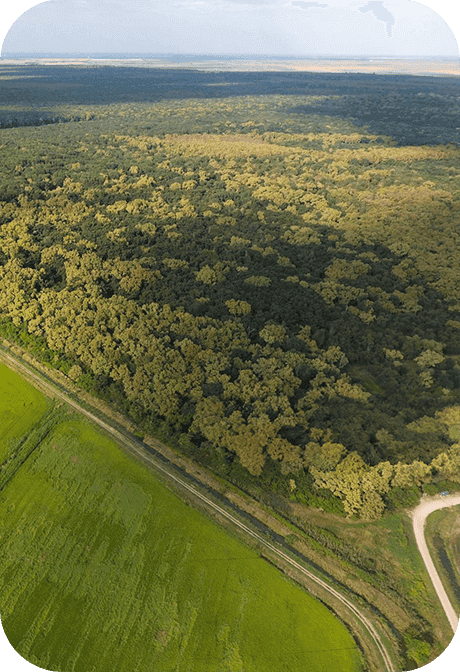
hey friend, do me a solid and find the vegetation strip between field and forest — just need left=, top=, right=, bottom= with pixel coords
left=0, top=346, right=396, bottom=672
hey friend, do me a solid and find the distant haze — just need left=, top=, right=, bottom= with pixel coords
left=1, top=1, right=459, bottom=58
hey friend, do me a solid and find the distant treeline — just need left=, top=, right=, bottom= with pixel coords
left=0, top=113, right=96, bottom=129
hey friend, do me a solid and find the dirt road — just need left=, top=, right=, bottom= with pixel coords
left=411, top=494, right=460, bottom=633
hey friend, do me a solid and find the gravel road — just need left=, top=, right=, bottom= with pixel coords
left=411, top=494, right=460, bottom=634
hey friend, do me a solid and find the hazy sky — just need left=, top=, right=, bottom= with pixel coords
left=1, top=0, right=459, bottom=56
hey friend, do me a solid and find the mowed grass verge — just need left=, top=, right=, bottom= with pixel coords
left=0, top=368, right=361, bottom=672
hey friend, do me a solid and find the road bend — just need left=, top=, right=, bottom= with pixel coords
left=0, top=347, right=395, bottom=672
left=411, top=495, right=460, bottom=634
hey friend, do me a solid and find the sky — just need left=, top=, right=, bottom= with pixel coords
left=0, top=0, right=459, bottom=57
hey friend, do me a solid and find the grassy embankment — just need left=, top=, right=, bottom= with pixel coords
left=295, top=506, right=457, bottom=667
left=0, top=364, right=361, bottom=672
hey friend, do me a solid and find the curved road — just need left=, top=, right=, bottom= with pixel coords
left=411, top=494, right=460, bottom=634
left=0, top=347, right=396, bottom=670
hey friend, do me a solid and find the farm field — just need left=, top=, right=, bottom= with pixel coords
left=0, top=363, right=52, bottom=463
left=0, top=366, right=361, bottom=672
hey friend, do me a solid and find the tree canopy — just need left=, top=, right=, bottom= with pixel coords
left=1, top=62, right=459, bottom=518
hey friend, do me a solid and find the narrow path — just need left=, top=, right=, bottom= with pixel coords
left=0, top=347, right=395, bottom=671
left=410, top=494, right=460, bottom=634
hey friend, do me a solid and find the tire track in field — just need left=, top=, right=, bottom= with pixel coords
left=0, top=347, right=396, bottom=672
left=0, top=428, right=51, bottom=492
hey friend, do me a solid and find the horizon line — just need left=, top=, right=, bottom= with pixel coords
left=1, top=52, right=459, bottom=60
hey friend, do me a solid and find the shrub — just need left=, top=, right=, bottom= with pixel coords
left=386, top=486, right=420, bottom=511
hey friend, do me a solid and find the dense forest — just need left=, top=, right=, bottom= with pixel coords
left=1, top=63, right=460, bottom=520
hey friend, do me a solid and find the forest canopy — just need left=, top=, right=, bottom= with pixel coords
left=1, top=63, right=459, bottom=519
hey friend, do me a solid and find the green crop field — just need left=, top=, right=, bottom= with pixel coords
left=0, top=363, right=52, bottom=463
left=0, top=366, right=361, bottom=672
